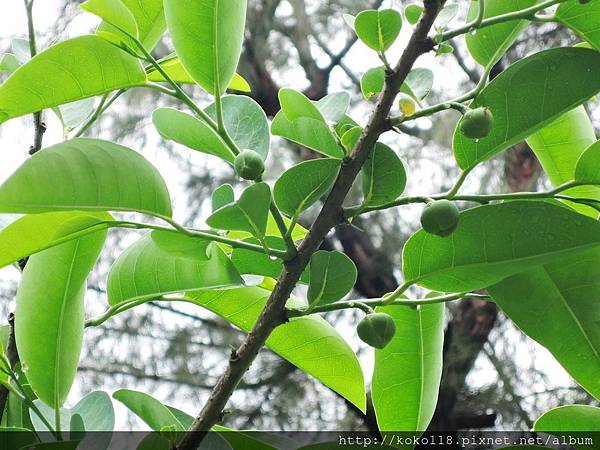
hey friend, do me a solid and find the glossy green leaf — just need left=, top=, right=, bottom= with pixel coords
left=271, top=113, right=344, bottom=158
left=575, top=140, right=600, bottom=185
left=354, top=9, right=402, bottom=52
left=212, top=184, right=235, bottom=212
left=361, top=66, right=385, bottom=100
left=405, top=4, right=423, bottom=25
left=361, top=143, right=406, bottom=208
left=465, top=0, right=538, bottom=67
left=189, top=287, right=366, bottom=412
left=0, top=138, right=172, bottom=218
left=403, top=201, right=600, bottom=292
left=0, top=36, right=146, bottom=124
left=113, top=389, right=184, bottom=431
left=152, top=108, right=234, bottom=163
left=15, top=230, right=107, bottom=408
left=557, top=0, right=600, bottom=50
left=372, top=303, right=444, bottom=432
left=274, top=158, right=341, bottom=218
left=81, top=0, right=138, bottom=37
left=528, top=107, right=600, bottom=217
left=453, top=47, right=600, bottom=170
left=307, top=251, right=357, bottom=308
left=489, top=249, right=600, bottom=401
left=0, top=54, right=20, bottom=73
left=164, top=0, right=247, bottom=94
left=279, top=88, right=326, bottom=122
left=207, top=183, right=271, bottom=239
left=535, top=405, right=600, bottom=432
left=315, top=92, right=351, bottom=124
left=0, top=211, right=112, bottom=269
left=361, top=66, right=433, bottom=101
left=107, top=231, right=242, bottom=306
left=227, top=214, right=309, bottom=242
left=340, top=126, right=363, bottom=154
left=206, top=95, right=270, bottom=160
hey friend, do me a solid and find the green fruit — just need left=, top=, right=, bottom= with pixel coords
left=234, top=149, right=265, bottom=180
left=460, top=107, right=494, bottom=139
left=420, top=200, right=460, bottom=237
left=357, top=313, right=396, bottom=349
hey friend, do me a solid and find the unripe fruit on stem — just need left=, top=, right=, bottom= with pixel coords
left=357, top=313, right=396, bottom=349
left=398, top=93, right=417, bottom=117
left=420, top=199, right=460, bottom=237
left=234, top=149, right=265, bottom=181
left=460, top=107, right=494, bottom=139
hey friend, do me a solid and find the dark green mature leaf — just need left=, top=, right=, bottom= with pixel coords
left=307, top=251, right=357, bottom=308
left=454, top=47, right=600, bottom=170
left=528, top=107, right=600, bottom=217
left=212, top=184, right=235, bottom=212
left=164, top=0, right=247, bottom=94
left=206, top=95, right=270, bottom=160
left=15, top=230, right=107, bottom=408
left=207, top=182, right=271, bottom=239
left=361, top=143, right=406, bottom=208
left=465, top=0, right=539, bottom=67
left=0, top=211, right=111, bottom=269
left=21, top=441, right=80, bottom=449
left=315, top=92, right=351, bottom=124
left=81, top=0, right=138, bottom=38
left=107, top=231, right=242, bottom=306
left=152, top=108, right=234, bottom=163
left=557, top=0, right=600, bottom=50
left=271, top=113, right=344, bottom=158
left=0, top=36, right=146, bottom=124
left=274, top=158, right=341, bottom=218
left=372, top=303, right=444, bottom=431
left=403, top=201, right=600, bottom=292
left=354, top=9, right=402, bottom=52
left=113, top=389, right=184, bottom=431
left=0, top=138, right=172, bottom=218
left=489, top=249, right=600, bottom=401
left=535, top=405, right=600, bottom=432
left=189, top=287, right=366, bottom=411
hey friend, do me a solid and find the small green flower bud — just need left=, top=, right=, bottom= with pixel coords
left=234, top=149, right=265, bottom=181
left=357, top=313, right=396, bottom=349
left=460, top=107, right=494, bottom=140
left=420, top=200, right=460, bottom=238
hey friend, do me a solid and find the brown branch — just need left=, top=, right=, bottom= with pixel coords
left=175, top=2, right=446, bottom=448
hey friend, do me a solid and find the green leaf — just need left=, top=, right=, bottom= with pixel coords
left=341, top=126, right=363, bottom=154
left=361, top=66, right=433, bottom=101
left=81, top=0, right=138, bottom=38
left=466, top=0, right=538, bottom=67
left=164, top=0, right=247, bottom=94
left=435, top=3, right=459, bottom=28
left=315, top=92, right=351, bottom=124
left=372, top=303, right=444, bottom=432
left=152, top=108, right=234, bottom=163
left=21, top=442, right=80, bottom=449
left=354, top=9, right=402, bottom=52
left=271, top=113, right=344, bottom=158
left=307, top=251, right=357, bottom=308
left=453, top=47, right=600, bottom=170
left=557, top=0, right=600, bottom=51
left=11, top=38, right=31, bottom=63
left=0, top=53, right=20, bottom=73
left=0, top=138, right=172, bottom=218
left=535, top=405, right=600, bottom=432
left=0, top=428, right=38, bottom=450
left=274, top=158, right=341, bottom=218
left=343, top=14, right=356, bottom=30
left=0, top=35, right=146, bottom=124
left=113, top=389, right=184, bottom=431
left=212, top=184, right=235, bottom=212
left=15, top=231, right=107, bottom=408
left=575, top=140, right=600, bottom=185
left=71, top=391, right=115, bottom=432
left=207, top=183, right=271, bottom=239
left=403, top=201, right=600, bottom=292
left=189, top=287, right=366, bottom=412
left=55, top=98, right=96, bottom=133
left=206, top=95, right=270, bottom=160
left=405, top=4, right=423, bottom=25
left=279, top=88, right=326, bottom=122
left=0, top=211, right=112, bottom=269
left=361, top=66, right=385, bottom=100
left=361, top=143, right=406, bottom=208
left=227, top=214, right=309, bottom=242
left=107, top=231, right=242, bottom=306
left=488, top=249, right=600, bottom=401
left=528, top=107, right=600, bottom=217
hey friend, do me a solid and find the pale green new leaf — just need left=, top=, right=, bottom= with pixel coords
left=207, top=182, right=271, bottom=239
left=152, top=108, right=234, bottom=163
left=0, top=54, right=20, bottom=73
left=15, top=230, right=107, bottom=408
left=534, top=405, right=600, bottom=432
left=164, top=0, right=247, bottom=94
left=113, top=389, right=184, bottom=431
left=271, top=113, right=344, bottom=158
left=274, top=158, right=341, bottom=218
left=107, top=231, right=242, bottom=306
left=307, top=251, right=357, bottom=308
left=453, top=47, right=600, bottom=170
left=465, top=0, right=539, bottom=67
left=557, top=0, right=600, bottom=50
left=0, top=138, right=172, bottom=218
left=361, top=143, right=406, bottom=208
left=189, top=287, right=366, bottom=412
left=81, top=0, right=138, bottom=37
left=55, top=98, right=96, bottom=133
left=489, top=249, right=600, bottom=401
left=315, top=92, right=351, bottom=124
left=403, top=201, right=600, bottom=292
left=354, top=9, right=402, bottom=52
left=0, top=35, right=146, bottom=124
left=372, top=303, right=444, bottom=432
